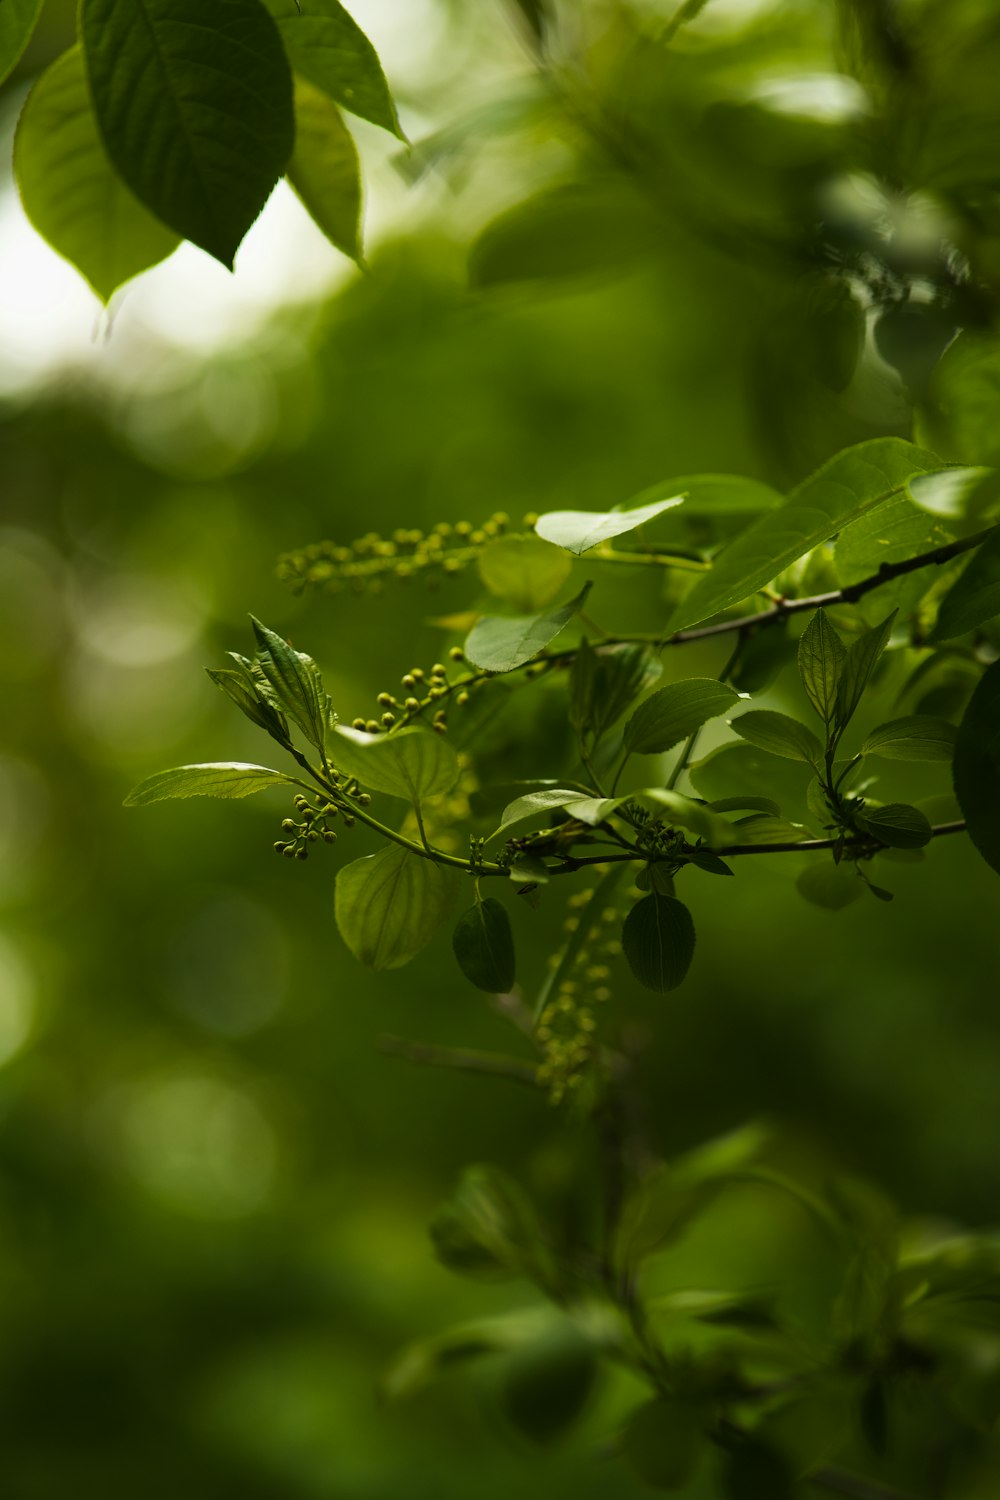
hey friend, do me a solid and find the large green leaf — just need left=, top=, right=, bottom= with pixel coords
left=622, top=894, right=696, bottom=992
left=452, top=899, right=516, bottom=993
left=835, top=490, right=952, bottom=623
left=334, top=844, right=459, bottom=970
left=80, top=0, right=295, bottom=268
left=623, top=679, right=739, bottom=755
left=534, top=494, right=684, bottom=555
left=332, top=725, right=458, bottom=805
left=261, top=0, right=402, bottom=137
left=478, top=536, right=572, bottom=611
left=861, top=716, right=957, bottom=761
left=14, top=46, right=180, bottom=302
left=729, top=710, right=823, bottom=766
left=464, top=584, right=591, bottom=673
left=124, top=763, right=298, bottom=806
left=624, top=474, right=783, bottom=517
left=251, top=617, right=333, bottom=751
left=930, top=527, right=1000, bottom=642
left=667, top=440, right=939, bottom=632
left=954, top=658, right=1000, bottom=876
left=0, top=0, right=43, bottom=84
left=287, top=75, right=361, bottom=261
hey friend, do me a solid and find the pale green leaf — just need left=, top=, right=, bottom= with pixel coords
left=623, top=473, right=783, bottom=517
left=332, top=725, right=458, bottom=805
left=908, top=466, right=996, bottom=521
left=478, top=535, right=572, bottom=611
left=334, top=844, right=459, bottom=970
left=287, top=75, right=361, bottom=261
left=464, top=584, right=591, bottom=673
left=535, top=494, right=685, bottom=556
left=124, top=762, right=298, bottom=806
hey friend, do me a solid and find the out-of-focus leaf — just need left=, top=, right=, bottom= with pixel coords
left=621, top=1397, right=706, bottom=1490
left=0, top=0, right=44, bottom=85
left=622, top=894, right=695, bottom=992
left=954, top=657, right=1000, bottom=875
left=469, top=183, right=658, bottom=287
left=535, top=494, right=684, bottom=555
left=429, top=1164, right=553, bottom=1285
left=908, top=466, right=997, bottom=521
left=464, top=584, right=591, bottom=673
left=501, top=1326, right=597, bottom=1444
left=286, top=76, right=362, bottom=261
left=382, top=1308, right=552, bottom=1402
left=570, top=641, right=660, bottom=742
left=930, top=527, right=1000, bottom=641
left=796, top=861, right=863, bottom=909
left=334, top=844, right=459, bottom=969
left=478, top=534, right=572, bottom=610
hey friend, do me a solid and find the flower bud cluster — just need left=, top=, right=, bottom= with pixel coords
left=535, top=890, right=622, bottom=1106
left=273, top=794, right=344, bottom=860
left=277, top=512, right=524, bottom=596
left=354, top=647, right=486, bottom=738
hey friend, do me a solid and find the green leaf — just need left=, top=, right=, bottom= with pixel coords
left=429, top=1164, right=553, bottom=1283
left=0, top=0, right=43, bottom=85
left=124, top=762, right=298, bottom=806
left=334, top=844, right=459, bottom=970
left=930, top=526, right=1000, bottom=641
left=478, top=535, right=572, bottom=611
left=796, top=861, right=863, bottom=910
left=729, top=710, right=822, bottom=765
left=634, top=789, right=737, bottom=847
left=835, top=490, right=952, bottom=623
left=908, top=466, right=996, bottom=521
left=954, top=657, right=1000, bottom=876
left=492, top=788, right=584, bottom=837
left=14, top=46, right=180, bottom=303
left=727, top=814, right=809, bottom=846
left=501, top=1327, right=597, bottom=1445
left=623, top=679, right=740, bottom=755
left=206, top=664, right=291, bottom=746
left=469, top=183, right=657, bottom=287
left=667, top=440, right=939, bottom=632
left=251, top=617, right=333, bottom=751
left=261, top=0, right=403, bottom=138
left=80, top=0, right=294, bottom=268
left=382, top=1308, right=552, bottom=1402
left=452, top=899, right=516, bottom=994
left=569, top=641, right=660, bottom=742
left=332, top=725, right=458, bottom=805
left=857, top=803, right=933, bottom=849
left=797, top=610, right=846, bottom=724
left=625, top=473, right=783, bottom=517
left=534, top=494, right=685, bottom=556
left=286, top=75, right=361, bottom=261
left=622, top=894, right=696, bottom=992
left=464, top=583, right=592, bottom=673
left=686, top=849, right=734, bottom=876
left=861, top=716, right=957, bottom=761
left=690, top=742, right=812, bottom=813
left=834, top=609, right=897, bottom=731
left=621, top=1398, right=706, bottom=1491
left=722, top=1442, right=796, bottom=1500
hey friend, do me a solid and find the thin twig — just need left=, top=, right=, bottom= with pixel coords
left=378, top=1035, right=539, bottom=1087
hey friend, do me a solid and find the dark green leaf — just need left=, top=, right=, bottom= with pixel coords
left=690, top=742, right=812, bottom=816
left=124, top=762, right=297, bottom=806
left=686, top=849, right=734, bottom=876
left=429, top=1165, right=552, bottom=1283
left=469, top=183, right=657, bottom=287
left=931, top=526, right=1000, bottom=641
left=796, top=861, right=863, bottom=909
left=14, top=46, right=180, bottom=302
left=251, top=617, right=333, bottom=751
left=478, top=535, right=572, bottom=611
left=729, top=621, right=796, bottom=694
left=861, top=716, right=957, bottom=761
left=501, top=1327, right=596, bottom=1444
left=954, top=657, right=1000, bottom=876
left=668, top=440, right=938, bottom=632
left=722, top=1442, right=796, bottom=1500
left=621, top=1398, right=706, bottom=1491
left=382, top=1308, right=552, bottom=1402
left=535, top=494, right=684, bottom=555
left=261, top=0, right=403, bottom=137
left=797, top=610, right=846, bottom=724
left=709, top=796, right=780, bottom=816
left=286, top=75, right=361, bottom=261
left=570, top=641, right=660, bottom=742
left=206, top=666, right=291, bottom=745
left=623, top=678, right=739, bottom=755
left=81, top=0, right=294, bottom=268
left=834, top=609, right=897, bottom=731
left=334, top=844, right=460, bottom=970
left=857, top=803, right=933, bottom=849
left=728, top=814, right=809, bottom=845
left=452, top=899, right=516, bottom=994
left=464, top=583, right=591, bottom=673
left=0, top=0, right=44, bottom=85
left=332, top=725, right=458, bottom=805
left=729, top=710, right=822, bottom=765
left=622, top=894, right=696, bottom=992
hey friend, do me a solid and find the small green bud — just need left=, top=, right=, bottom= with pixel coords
left=323, top=830, right=337, bottom=844
left=343, top=814, right=356, bottom=827
left=377, top=692, right=395, bottom=708
left=431, top=663, right=447, bottom=678
left=402, top=674, right=416, bottom=691
left=282, top=846, right=296, bottom=859
left=365, top=720, right=380, bottom=734
left=295, top=848, right=308, bottom=861
left=381, top=712, right=395, bottom=728
left=411, top=668, right=425, bottom=682
left=281, top=819, right=295, bottom=831
left=352, top=717, right=366, bottom=731
left=307, top=829, right=319, bottom=841
left=273, top=841, right=286, bottom=853
left=432, top=721, right=447, bottom=734
left=522, top=511, right=538, bottom=527
left=356, top=792, right=372, bottom=807
left=456, top=691, right=470, bottom=707
left=449, top=646, right=464, bottom=662
left=404, top=697, right=420, bottom=712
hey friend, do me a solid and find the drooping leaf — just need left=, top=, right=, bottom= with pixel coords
left=464, top=583, right=591, bottom=673
left=286, top=75, right=361, bottom=261
left=332, top=725, right=458, bottom=805
left=796, top=861, right=863, bottom=909
left=261, top=0, right=403, bottom=137
left=251, top=617, right=333, bottom=751
left=80, top=0, right=295, bottom=268
left=478, top=535, right=572, bottom=611
left=429, top=1164, right=553, bottom=1284
left=621, top=1398, right=706, bottom=1491
left=729, top=710, right=822, bottom=766
left=452, top=899, right=516, bottom=993
left=14, top=46, right=180, bottom=302
left=797, top=610, right=846, bottom=724
left=334, top=843, right=459, bottom=970
left=124, top=762, right=298, bottom=806
left=501, top=1327, right=597, bottom=1445
left=0, top=0, right=44, bottom=85
left=667, top=440, right=939, bottom=632
left=535, top=494, right=685, bottom=556
left=954, top=657, right=1000, bottom=876
left=861, top=716, right=957, bottom=761
left=206, top=665, right=291, bottom=746
left=622, top=894, right=696, bottom=992
left=623, top=679, right=740, bottom=755
left=930, top=526, right=1000, bottom=641
left=834, top=609, right=897, bottom=731
left=857, top=803, right=933, bottom=849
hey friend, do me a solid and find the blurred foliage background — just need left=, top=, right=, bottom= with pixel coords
left=4, top=0, right=1000, bottom=1494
